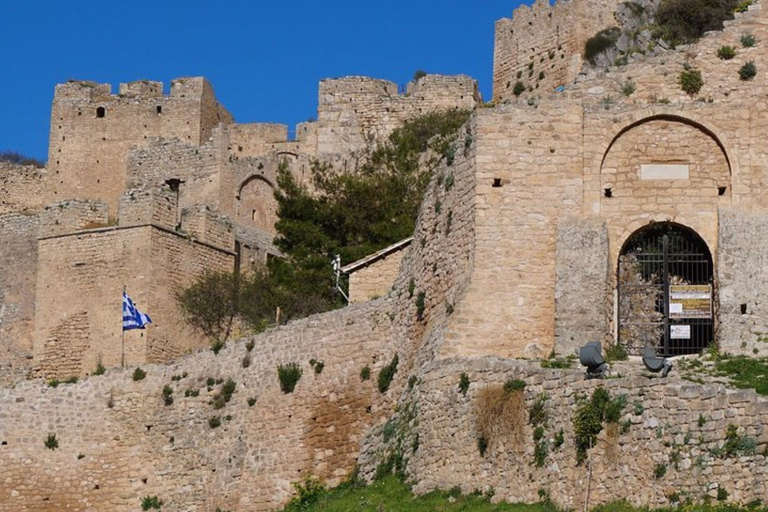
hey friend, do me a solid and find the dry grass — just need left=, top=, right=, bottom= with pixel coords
left=603, top=422, right=620, bottom=462
left=475, top=385, right=526, bottom=454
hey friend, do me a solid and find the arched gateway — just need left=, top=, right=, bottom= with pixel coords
left=617, top=223, right=713, bottom=356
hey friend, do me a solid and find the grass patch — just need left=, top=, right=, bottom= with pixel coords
left=714, top=356, right=768, bottom=395
left=280, top=475, right=559, bottom=512
left=279, top=475, right=768, bottom=512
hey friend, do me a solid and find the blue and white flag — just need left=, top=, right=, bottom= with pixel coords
left=123, top=292, right=152, bottom=331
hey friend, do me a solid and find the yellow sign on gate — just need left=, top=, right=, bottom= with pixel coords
left=669, top=285, right=712, bottom=319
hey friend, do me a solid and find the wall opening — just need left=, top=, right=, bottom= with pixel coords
left=617, top=222, right=713, bottom=356
left=96, top=107, right=105, bottom=118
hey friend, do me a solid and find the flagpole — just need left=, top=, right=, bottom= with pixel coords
left=121, top=285, right=126, bottom=369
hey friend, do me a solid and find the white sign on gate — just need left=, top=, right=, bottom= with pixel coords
left=671, top=325, right=691, bottom=339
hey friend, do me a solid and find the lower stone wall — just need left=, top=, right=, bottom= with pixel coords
left=360, top=357, right=768, bottom=509
left=0, top=300, right=397, bottom=512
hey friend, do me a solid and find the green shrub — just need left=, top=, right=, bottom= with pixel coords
left=679, top=68, right=704, bottom=95
left=185, top=388, right=199, bottom=398
left=533, top=436, right=549, bottom=468
left=245, top=340, right=255, bottom=352
left=717, top=487, right=729, bottom=501
left=529, top=393, right=549, bottom=426
left=717, top=45, right=737, bottom=59
left=741, top=32, right=757, bottom=47
left=360, top=365, right=371, bottom=381
left=377, top=354, right=399, bottom=393
left=288, top=476, right=327, bottom=509
left=553, top=428, right=564, bottom=449
left=503, top=378, right=526, bottom=393
left=93, top=359, right=106, bottom=376
left=655, top=0, right=742, bottom=46
left=653, top=463, right=667, bottom=479
left=407, top=375, right=417, bottom=390
left=247, top=397, right=257, bottom=406
left=132, top=367, right=147, bottom=381
left=212, top=339, right=225, bottom=355
left=310, top=359, right=325, bottom=374
left=621, top=80, right=636, bottom=97
left=162, top=385, right=173, bottom=406
left=44, top=433, right=58, bottom=450
left=605, top=344, right=628, bottom=362
left=477, top=435, right=489, bottom=456
left=141, top=496, right=163, bottom=510
left=208, top=416, right=221, bottom=429
left=573, top=387, right=627, bottom=464
left=278, top=363, right=303, bottom=393
left=407, top=279, right=415, bottom=298
left=722, top=423, right=757, bottom=457
left=47, top=378, right=59, bottom=388
left=64, top=376, right=78, bottom=384
left=458, top=373, right=470, bottom=396
left=739, top=61, right=757, bottom=80
left=584, top=27, right=621, bottom=64
left=206, top=377, right=216, bottom=387
left=221, top=379, right=236, bottom=402
left=415, top=292, right=426, bottom=321
left=513, top=81, right=526, bottom=96
left=444, top=173, right=455, bottom=191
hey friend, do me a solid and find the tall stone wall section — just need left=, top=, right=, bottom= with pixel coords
left=316, top=75, right=479, bottom=156
left=47, top=77, right=233, bottom=215
left=717, top=209, right=768, bottom=356
left=0, top=213, right=39, bottom=386
left=33, top=201, right=235, bottom=377
left=493, top=0, right=622, bottom=101
left=0, top=162, right=49, bottom=214
left=360, top=358, right=768, bottom=509
left=0, top=301, right=398, bottom=511
left=555, top=218, right=610, bottom=354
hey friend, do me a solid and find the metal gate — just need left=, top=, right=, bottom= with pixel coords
left=617, top=224, right=713, bottom=356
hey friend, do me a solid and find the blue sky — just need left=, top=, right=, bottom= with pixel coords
left=0, top=1, right=524, bottom=161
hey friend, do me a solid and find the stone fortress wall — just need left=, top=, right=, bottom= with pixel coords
left=0, top=71, right=477, bottom=383
left=493, top=0, right=622, bottom=101
left=452, top=0, right=768, bottom=361
left=3, top=0, right=768, bottom=509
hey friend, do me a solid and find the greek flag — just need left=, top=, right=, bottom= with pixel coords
left=122, top=292, right=152, bottom=330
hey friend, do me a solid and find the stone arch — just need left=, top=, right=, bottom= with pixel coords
left=599, top=110, right=735, bottom=176
left=616, top=221, right=714, bottom=356
left=235, top=174, right=278, bottom=233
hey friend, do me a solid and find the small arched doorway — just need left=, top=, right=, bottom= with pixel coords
left=618, top=223, right=714, bottom=356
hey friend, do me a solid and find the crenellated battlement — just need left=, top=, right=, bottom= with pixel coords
left=316, top=74, right=479, bottom=155
left=118, top=186, right=178, bottom=230
left=38, top=199, right=110, bottom=238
